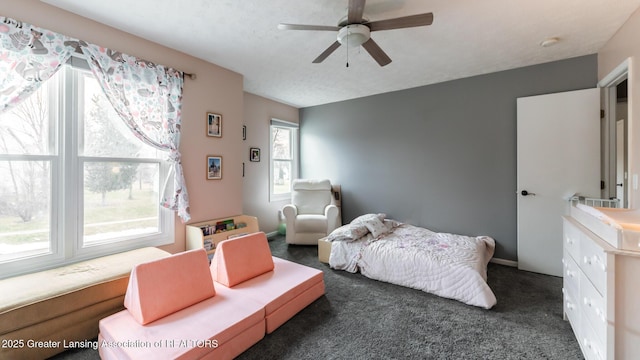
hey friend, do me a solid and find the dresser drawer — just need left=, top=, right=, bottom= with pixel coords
left=563, top=287, right=581, bottom=339
left=579, top=232, right=607, bottom=295
left=580, top=271, right=606, bottom=342
left=563, top=218, right=581, bottom=261
left=563, top=252, right=580, bottom=297
left=581, top=317, right=605, bottom=360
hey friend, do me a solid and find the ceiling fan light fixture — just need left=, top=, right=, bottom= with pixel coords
left=337, top=24, right=370, bottom=47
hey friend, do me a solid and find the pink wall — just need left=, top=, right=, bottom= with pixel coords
left=243, top=93, right=299, bottom=233
left=4, top=0, right=245, bottom=253
left=598, top=6, right=640, bottom=208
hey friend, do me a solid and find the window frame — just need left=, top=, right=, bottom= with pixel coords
left=0, top=57, right=174, bottom=279
left=269, top=118, right=299, bottom=202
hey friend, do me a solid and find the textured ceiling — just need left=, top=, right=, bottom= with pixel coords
left=43, top=0, right=640, bottom=108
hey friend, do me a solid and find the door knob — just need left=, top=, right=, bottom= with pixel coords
left=520, top=190, right=536, bottom=196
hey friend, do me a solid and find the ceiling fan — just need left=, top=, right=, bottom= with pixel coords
left=277, top=0, right=433, bottom=67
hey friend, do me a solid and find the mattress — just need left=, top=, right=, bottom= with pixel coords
left=329, top=223, right=497, bottom=309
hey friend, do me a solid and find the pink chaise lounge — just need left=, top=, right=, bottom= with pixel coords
left=98, top=232, right=325, bottom=359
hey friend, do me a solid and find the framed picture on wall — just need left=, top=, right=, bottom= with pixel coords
left=250, top=147, right=260, bottom=162
left=207, top=155, right=222, bottom=180
left=207, top=113, right=222, bottom=137
left=242, top=125, right=246, bottom=140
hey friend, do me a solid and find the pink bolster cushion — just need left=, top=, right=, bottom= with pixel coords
left=124, top=248, right=216, bottom=325
left=211, top=232, right=274, bottom=287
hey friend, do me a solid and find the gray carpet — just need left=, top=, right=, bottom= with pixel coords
left=52, top=235, right=582, bottom=360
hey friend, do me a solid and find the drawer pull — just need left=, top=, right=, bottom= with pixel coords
left=583, top=254, right=607, bottom=271
left=566, top=301, right=575, bottom=310
left=591, top=255, right=607, bottom=272
left=583, top=297, right=592, bottom=307
left=594, top=308, right=606, bottom=322
left=565, top=269, right=576, bottom=278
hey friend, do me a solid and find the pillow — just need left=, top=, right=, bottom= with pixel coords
left=352, top=213, right=388, bottom=238
left=327, top=223, right=369, bottom=242
left=383, top=219, right=403, bottom=231
left=362, top=217, right=388, bottom=238
left=352, top=213, right=386, bottom=224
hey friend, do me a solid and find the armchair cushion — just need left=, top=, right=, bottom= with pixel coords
left=295, top=214, right=328, bottom=233
left=291, top=179, right=332, bottom=214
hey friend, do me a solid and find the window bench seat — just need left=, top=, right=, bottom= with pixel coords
left=0, top=247, right=170, bottom=360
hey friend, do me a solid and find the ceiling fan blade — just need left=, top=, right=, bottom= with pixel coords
left=348, top=0, right=366, bottom=24
left=362, top=38, right=392, bottom=66
left=367, top=13, right=434, bottom=31
left=313, top=41, right=342, bottom=63
left=278, top=23, right=340, bottom=31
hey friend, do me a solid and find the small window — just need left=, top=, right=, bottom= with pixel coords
left=269, top=119, right=298, bottom=201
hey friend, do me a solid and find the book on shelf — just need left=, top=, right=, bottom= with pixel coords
left=214, top=219, right=235, bottom=233
left=200, top=225, right=216, bottom=236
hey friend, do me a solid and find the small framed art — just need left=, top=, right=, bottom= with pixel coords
left=207, top=113, right=222, bottom=137
left=250, top=147, right=260, bottom=162
left=207, top=155, right=222, bottom=180
left=242, top=125, right=246, bottom=140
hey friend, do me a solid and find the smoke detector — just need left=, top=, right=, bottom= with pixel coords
left=540, top=37, right=560, bottom=47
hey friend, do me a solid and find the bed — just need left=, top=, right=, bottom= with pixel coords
left=324, top=214, right=497, bottom=309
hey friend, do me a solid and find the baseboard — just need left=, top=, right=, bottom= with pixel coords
left=265, top=231, right=279, bottom=239
left=490, top=258, right=518, bottom=267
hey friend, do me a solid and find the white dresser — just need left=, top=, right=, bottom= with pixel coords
left=563, top=215, right=640, bottom=360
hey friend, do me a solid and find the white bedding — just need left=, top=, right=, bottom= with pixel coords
left=329, top=223, right=497, bottom=309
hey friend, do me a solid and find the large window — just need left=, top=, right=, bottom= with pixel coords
left=269, top=119, right=299, bottom=201
left=0, top=59, right=173, bottom=279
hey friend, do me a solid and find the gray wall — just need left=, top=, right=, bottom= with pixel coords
left=299, top=55, right=598, bottom=261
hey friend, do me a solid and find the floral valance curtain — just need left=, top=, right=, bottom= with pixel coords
left=0, top=17, right=77, bottom=112
left=0, top=16, right=190, bottom=222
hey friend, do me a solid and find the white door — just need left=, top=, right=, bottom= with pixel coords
left=517, top=88, right=600, bottom=277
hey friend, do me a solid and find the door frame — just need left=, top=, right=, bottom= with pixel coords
left=599, top=58, right=630, bottom=207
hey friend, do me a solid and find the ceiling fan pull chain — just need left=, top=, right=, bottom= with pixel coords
left=346, top=25, right=350, bottom=68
